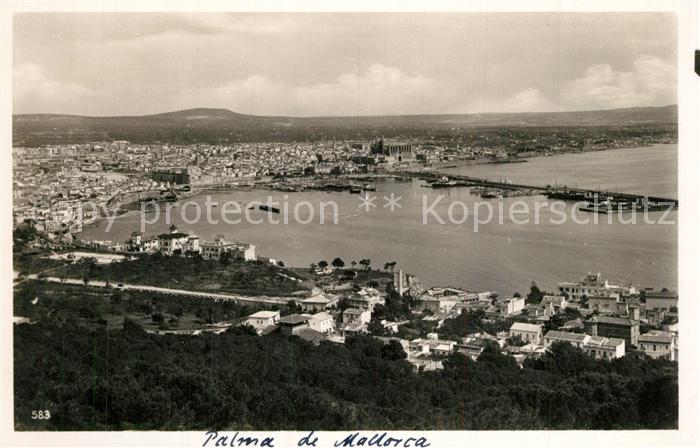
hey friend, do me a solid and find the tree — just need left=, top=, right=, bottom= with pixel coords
left=580, top=294, right=589, bottom=308
left=383, top=262, right=390, bottom=271
left=506, top=335, right=527, bottom=347
left=13, top=224, right=37, bottom=248
left=359, top=259, right=371, bottom=272
left=367, top=317, right=386, bottom=336
left=331, top=257, right=345, bottom=269
left=220, top=251, right=232, bottom=267
left=388, top=261, right=397, bottom=272
left=318, top=260, right=328, bottom=269
left=284, top=300, right=302, bottom=315
left=526, top=282, right=544, bottom=305
left=309, top=263, right=317, bottom=273
left=381, top=340, right=407, bottom=360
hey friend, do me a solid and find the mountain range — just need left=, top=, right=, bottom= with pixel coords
left=13, top=105, right=677, bottom=145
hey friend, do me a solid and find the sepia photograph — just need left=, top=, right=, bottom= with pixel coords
left=2, top=1, right=698, bottom=446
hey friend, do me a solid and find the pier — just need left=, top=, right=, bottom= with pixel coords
left=419, top=172, right=679, bottom=208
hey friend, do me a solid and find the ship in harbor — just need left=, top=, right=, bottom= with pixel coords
left=546, top=187, right=588, bottom=201
left=427, top=176, right=469, bottom=188
left=362, top=183, right=376, bottom=191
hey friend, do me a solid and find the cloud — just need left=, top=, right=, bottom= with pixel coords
left=180, top=64, right=439, bottom=117
left=454, top=55, right=676, bottom=114
left=457, top=88, right=557, bottom=114
left=560, top=55, right=676, bottom=110
left=291, top=64, right=435, bottom=116
left=13, top=64, right=95, bottom=114
left=14, top=56, right=676, bottom=116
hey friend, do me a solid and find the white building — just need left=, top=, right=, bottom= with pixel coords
left=308, top=312, right=335, bottom=334
left=638, top=330, right=676, bottom=361
left=341, top=308, right=371, bottom=337
left=540, top=295, right=568, bottom=311
left=645, top=290, right=678, bottom=311
left=345, top=288, right=385, bottom=311
left=558, top=272, right=636, bottom=301
left=498, top=296, right=525, bottom=316
left=543, top=330, right=590, bottom=349
left=509, top=322, right=544, bottom=345
left=157, top=225, right=191, bottom=255
left=245, top=310, right=281, bottom=333
left=300, top=293, right=339, bottom=313
left=582, top=336, right=625, bottom=359
left=342, top=308, right=371, bottom=325
left=201, top=236, right=256, bottom=261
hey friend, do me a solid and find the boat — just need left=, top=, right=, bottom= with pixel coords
left=431, top=180, right=468, bottom=188
left=259, top=204, right=280, bottom=213
left=546, top=188, right=587, bottom=201
left=480, top=190, right=501, bottom=199
left=349, top=186, right=362, bottom=194
left=363, top=183, right=376, bottom=192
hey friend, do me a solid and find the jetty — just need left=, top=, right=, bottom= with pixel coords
left=418, top=173, right=679, bottom=209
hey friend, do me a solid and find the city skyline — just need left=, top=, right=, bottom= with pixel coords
left=14, top=12, right=677, bottom=117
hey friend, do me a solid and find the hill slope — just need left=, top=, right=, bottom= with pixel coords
left=13, top=105, right=677, bottom=145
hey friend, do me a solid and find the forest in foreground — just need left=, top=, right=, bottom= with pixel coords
left=14, top=316, right=677, bottom=431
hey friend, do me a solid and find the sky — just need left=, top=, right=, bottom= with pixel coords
left=13, top=13, right=677, bottom=117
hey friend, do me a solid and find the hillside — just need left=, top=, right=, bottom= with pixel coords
left=13, top=105, right=677, bottom=146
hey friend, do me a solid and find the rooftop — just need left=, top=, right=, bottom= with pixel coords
left=248, top=311, right=280, bottom=319
left=157, top=232, right=190, bottom=239
left=544, top=330, right=588, bottom=343
left=295, top=328, right=327, bottom=345
left=639, top=330, right=675, bottom=344
left=510, top=322, right=543, bottom=333
left=302, top=294, right=337, bottom=304
left=585, top=336, right=625, bottom=348
left=646, top=290, right=678, bottom=299
left=310, top=311, right=333, bottom=321
left=588, top=316, right=637, bottom=326
left=279, top=314, right=310, bottom=325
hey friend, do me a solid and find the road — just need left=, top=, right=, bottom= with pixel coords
left=22, top=274, right=295, bottom=306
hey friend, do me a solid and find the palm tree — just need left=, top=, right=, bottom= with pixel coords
left=384, top=262, right=390, bottom=271
left=389, top=261, right=397, bottom=272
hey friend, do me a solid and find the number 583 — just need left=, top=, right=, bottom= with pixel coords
left=31, top=410, right=51, bottom=420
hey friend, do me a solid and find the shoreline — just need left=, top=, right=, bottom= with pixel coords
left=77, top=143, right=679, bottom=234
